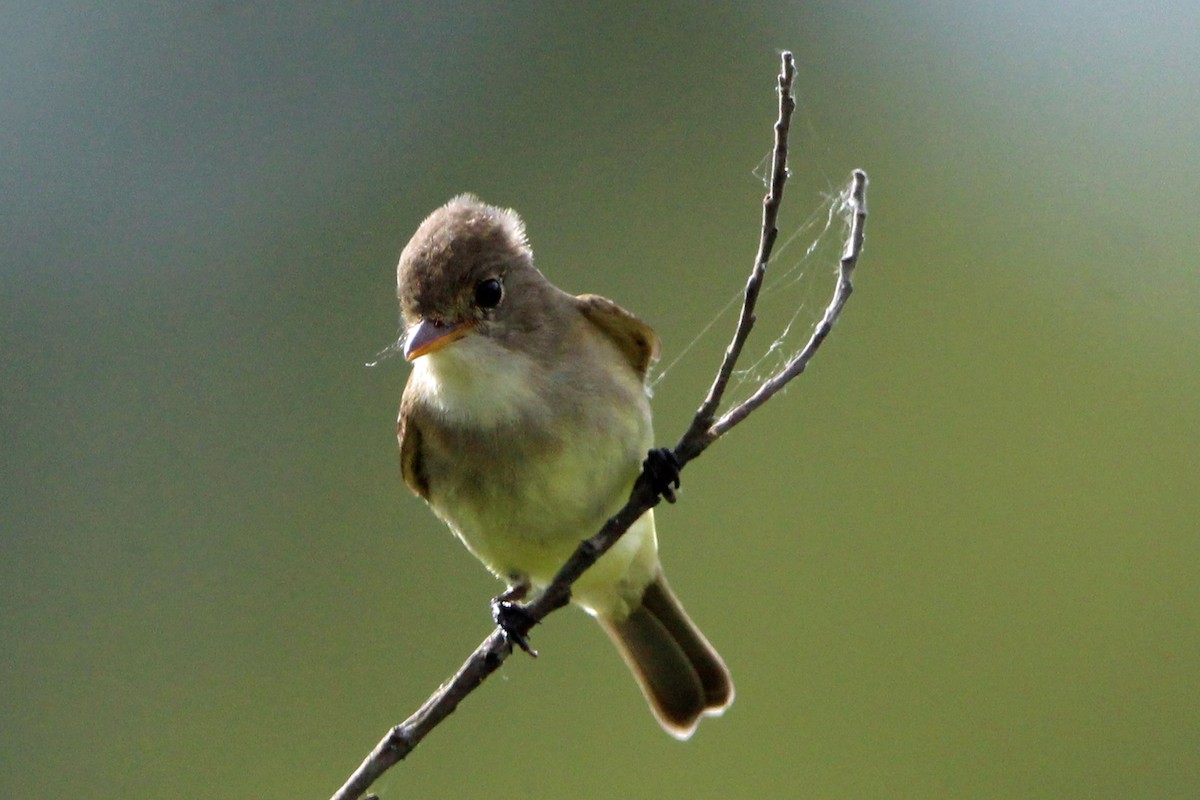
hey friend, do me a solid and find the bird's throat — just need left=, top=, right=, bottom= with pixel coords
left=408, top=336, right=540, bottom=428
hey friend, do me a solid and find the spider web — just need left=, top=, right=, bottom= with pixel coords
left=649, top=122, right=858, bottom=409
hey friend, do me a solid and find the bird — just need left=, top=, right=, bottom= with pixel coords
left=395, top=193, right=732, bottom=738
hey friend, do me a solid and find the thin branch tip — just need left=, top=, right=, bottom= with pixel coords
left=688, top=51, right=798, bottom=439
left=710, top=168, right=869, bottom=438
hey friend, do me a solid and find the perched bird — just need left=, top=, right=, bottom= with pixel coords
left=395, top=194, right=732, bottom=738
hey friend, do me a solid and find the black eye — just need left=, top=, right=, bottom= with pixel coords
left=474, top=278, right=503, bottom=309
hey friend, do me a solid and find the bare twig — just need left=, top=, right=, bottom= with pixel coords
left=710, top=169, right=868, bottom=438
left=677, top=51, right=796, bottom=463
left=330, top=52, right=868, bottom=800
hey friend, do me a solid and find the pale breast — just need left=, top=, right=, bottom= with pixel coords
left=408, top=327, right=653, bottom=585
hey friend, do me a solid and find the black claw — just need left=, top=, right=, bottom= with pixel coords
left=491, top=595, right=538, bottom=657
left=643, top=447, right=682, bottom=504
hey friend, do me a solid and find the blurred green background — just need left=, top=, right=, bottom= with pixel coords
left=3, top=2, right=1197, bottom=798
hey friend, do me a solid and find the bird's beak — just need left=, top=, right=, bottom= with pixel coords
left=403, top=318, right=474, bottom=361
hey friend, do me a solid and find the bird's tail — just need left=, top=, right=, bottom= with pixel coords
left=599, top=572, right=734, bottom=739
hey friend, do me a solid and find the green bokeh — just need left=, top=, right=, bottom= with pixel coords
left=3, top=3, right=1197, bottom=798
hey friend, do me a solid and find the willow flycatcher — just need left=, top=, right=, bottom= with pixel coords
left=395, top=194, right=733, bottom=738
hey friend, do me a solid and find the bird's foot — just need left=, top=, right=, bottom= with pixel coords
left=643, top=447, right=682, bottom=504
left=491, top=581, right=538, bottom=657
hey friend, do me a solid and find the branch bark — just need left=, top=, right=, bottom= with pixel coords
left=330, top=51, right=869, bottom=800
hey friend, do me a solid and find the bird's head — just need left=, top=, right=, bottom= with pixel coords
left=397, top=194, right=552, bottom=361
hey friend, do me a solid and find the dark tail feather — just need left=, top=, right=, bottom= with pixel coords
left=599, top=572, right=734, bottom=739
